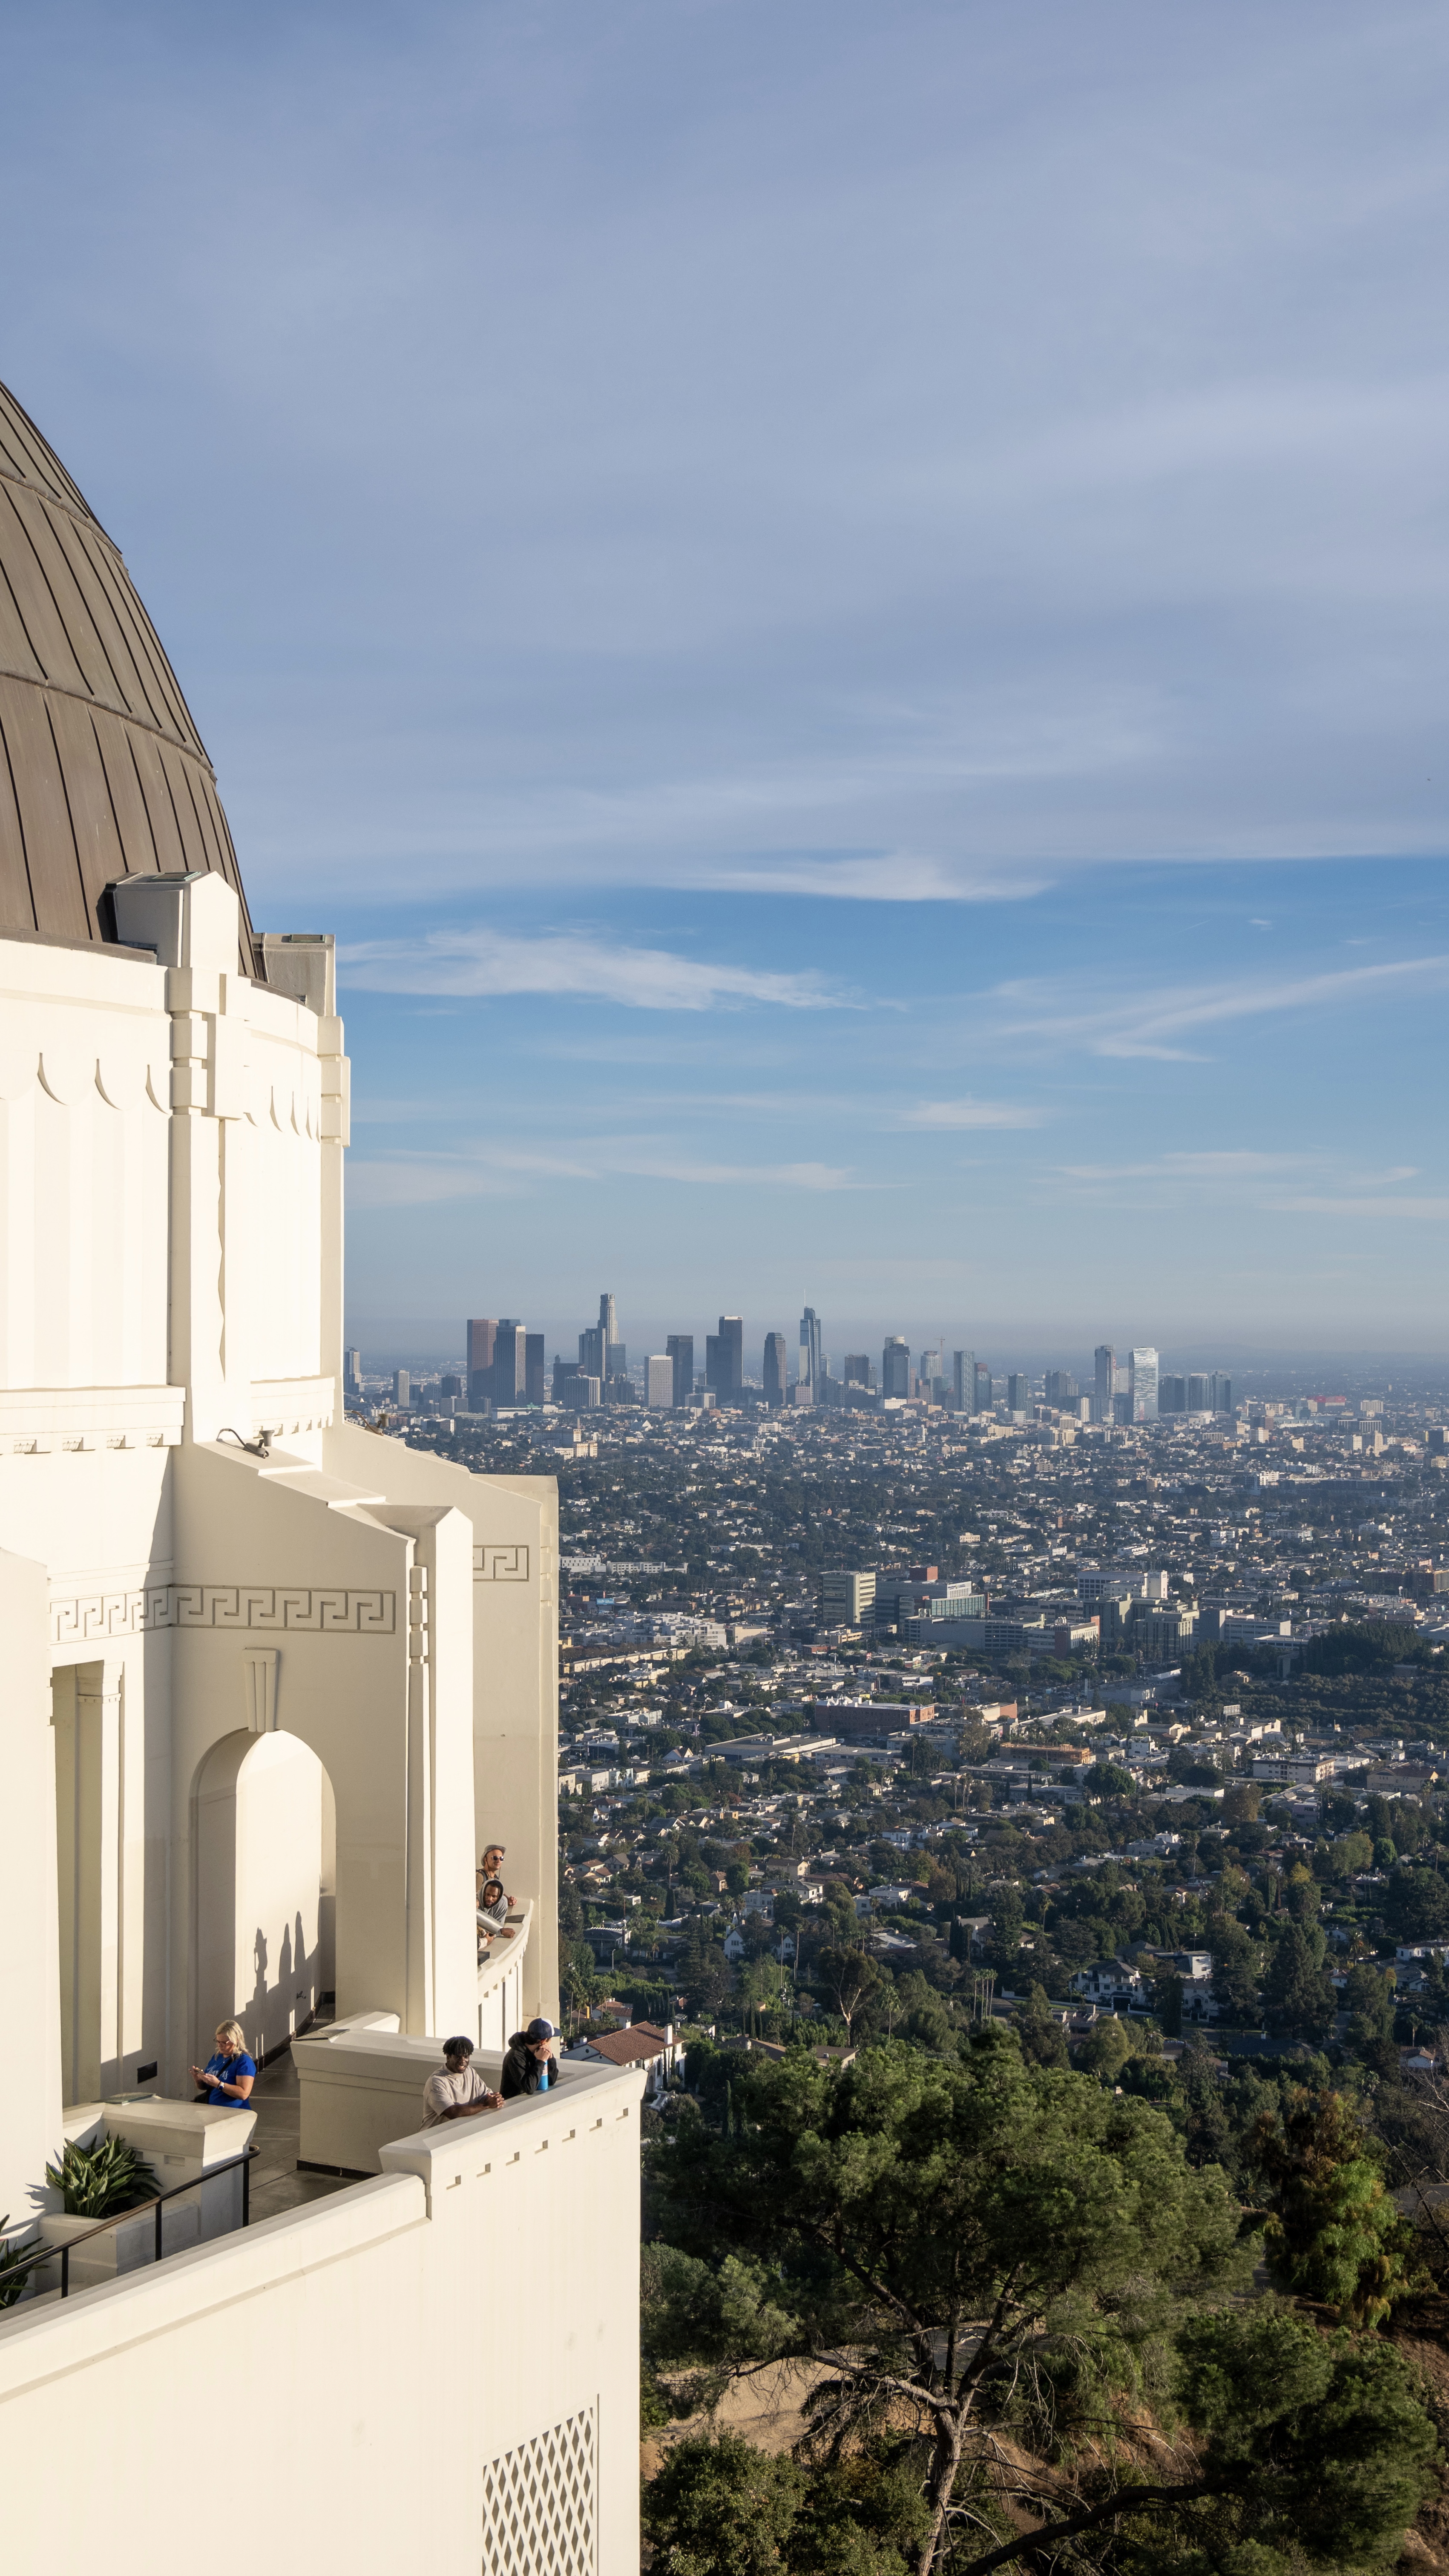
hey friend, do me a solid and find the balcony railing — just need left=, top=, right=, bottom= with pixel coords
left=477, top=1898, right=532, bottom=2052
left=1, top=2146, right=259, bottom=2307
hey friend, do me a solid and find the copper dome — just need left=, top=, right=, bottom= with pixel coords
left=0, top=379, right=259, bottom=974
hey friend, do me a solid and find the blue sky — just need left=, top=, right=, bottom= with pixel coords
left=1, top=1, right=1446, bottom=1360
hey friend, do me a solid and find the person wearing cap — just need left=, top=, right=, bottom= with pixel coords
left=500, top=2018, right=558, bottom=2099
left=422, top=2036, right=501, bottom=2126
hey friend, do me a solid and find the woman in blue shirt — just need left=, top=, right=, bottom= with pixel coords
left=190, top=2019, right=257, bottom=2106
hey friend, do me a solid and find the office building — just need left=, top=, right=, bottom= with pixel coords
left=952, top=1349, right=974, bottom=1412
left=1130, top=1346, right=1159, bottom=1423
left=646, top=1354, right=674, bottom=1408
left=666, top=1333, right=694, bottom=1407
left=345, top=1346, right=362, bottom=1394
left=763, top=1332, right=788, bottom=1405
left=844, top=1353, right=876, bottom=1390
left=882, top=1335, right=911, bottom=1398
left=493, top=1320, right=527, bottom=1406
left=706, top=1314, right=743, bottom=1398
left=875, top=1573, right=980, bottom=1630
left=1159, top=1374, right=1187, bottom=1414
left=1136, top=1604, right=1199, bottom=1660
left=1094, top=1344, right=1116, bottom=1419
left=595, top=1291, right=626, bottom=1383
left=799, top=1305, right=822, bottom=1396
left=440, top=1374, right=463, bottom=1400
left=819, top=1570, right=877, bottom=1628
left=392, top=1368, right=411, bottom=1410
left=1212, top=1371, right=1233, bottom=1412
left=467, top=1316, right=497, bottom=1409
left=1044, top=1369, right=1078, bottom=1406
left=525, top=1332, right=546, bottom=1408
left=0, top=377, right=634, bottom=2576
left=1006, top=1372, right=1029, bottom=1411
left=1187, top=1372, right=1210, bottom=1411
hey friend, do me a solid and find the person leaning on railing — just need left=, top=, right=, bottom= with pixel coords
left=190, top=2020, right=256, bottom=2105
left=476, top=1877, right=512, bottom=1955
left=422, top=2037, right=501, bottom=2126
left=500, top=2018, right=558, bottom=2098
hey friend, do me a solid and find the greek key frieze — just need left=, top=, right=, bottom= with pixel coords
left=49, top=1584, right=396, bottom=1644
left=472, top=1542, right=531, bottom=1583
left=51, top=1590, right=152, bottom=1644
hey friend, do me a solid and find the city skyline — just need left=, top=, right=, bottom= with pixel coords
left=358, top=1293, right=1256, bottom=1410
left=345, top=1313, right=1449, bottom=1382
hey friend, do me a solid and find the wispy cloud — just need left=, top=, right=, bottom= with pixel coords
left=339, top=928, right=852, bottom=1013
left=1049, top=1151, right=1448, bottom=1222
left=995, top=955, right=1449, bottom=1060
left=1059, top=1151, right=1312, bottom=1182
left=1270, top=1194, right=1449, bottom=1220
left=347, top=1140, right=865, bottom=1208
left=900, top=1098, right=1047, bottom=1130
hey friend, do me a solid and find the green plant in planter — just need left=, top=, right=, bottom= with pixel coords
left=0, top=2217, right=34, bottom=2308
left=45, top=2134, right=161, bottom=2219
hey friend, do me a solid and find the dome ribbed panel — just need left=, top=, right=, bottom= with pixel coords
left=0, top=379, right=259, bottom=972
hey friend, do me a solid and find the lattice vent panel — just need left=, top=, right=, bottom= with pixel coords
left=481, top=2402, right=597, bottom=2576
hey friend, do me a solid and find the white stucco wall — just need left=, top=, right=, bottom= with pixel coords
left=0, top=2064, right=642, bottom=2576
left=0, top=884, right=603, bottom=2556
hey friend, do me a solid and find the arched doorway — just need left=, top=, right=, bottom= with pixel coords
left=193, top=1730, right=336, bottom=2070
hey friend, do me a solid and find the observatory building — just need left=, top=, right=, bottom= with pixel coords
left=0, top=380, right=638, bottom=2573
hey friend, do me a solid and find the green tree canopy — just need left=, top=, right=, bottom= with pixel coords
left=1085, top=1761, right=1136, bottom=1799
left=1247, top=2085, right=1412, bottom=2327
left=1261, top=1920, right=1337, bottom=2045
left=1383, top=1865, right=1449, bottom=1944
left=644, top=2043, right=1433, bottom=2574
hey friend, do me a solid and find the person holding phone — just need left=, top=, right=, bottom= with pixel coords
left=191, top=2020, right=256, bottom=2105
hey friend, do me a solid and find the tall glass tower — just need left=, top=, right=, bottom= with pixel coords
left=799, top=1305, right=822, bottom=1393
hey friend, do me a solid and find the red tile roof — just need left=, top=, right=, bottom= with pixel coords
left=584, top=2025, right=671, bottom=2067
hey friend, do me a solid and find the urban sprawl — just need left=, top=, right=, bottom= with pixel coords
left=353, top=1298, right=1449, bottom=2083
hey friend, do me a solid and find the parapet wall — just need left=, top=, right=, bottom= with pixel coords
left=0, top=2058, right=642, bottom=2576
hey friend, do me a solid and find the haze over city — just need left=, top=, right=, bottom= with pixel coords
left=0, top=1, right=1445, bottom=1351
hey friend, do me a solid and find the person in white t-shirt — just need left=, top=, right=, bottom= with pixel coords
left=422, top=2036, right=501, bottom=2126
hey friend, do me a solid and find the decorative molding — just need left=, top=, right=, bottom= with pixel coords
left=0, top=1383, right=185, bottom=1455
left=242, top=1647, right=279, bottom=1732
left=473, top=1543, right=531, bottom=1584
left=50, top=1584, right=396, bottom=1645
left=248, top=1374, right=335, bottom=1434
left=52, top=1587, right=173, bottom=1644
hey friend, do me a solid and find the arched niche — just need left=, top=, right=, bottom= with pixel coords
left=192, top=1729, right=336, bottom=2070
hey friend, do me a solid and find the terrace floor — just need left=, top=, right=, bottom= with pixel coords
left=247, top=2027, right=358, bottom=2224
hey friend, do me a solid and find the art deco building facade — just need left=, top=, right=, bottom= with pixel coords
left=0, top=381, right=639, bottom=2573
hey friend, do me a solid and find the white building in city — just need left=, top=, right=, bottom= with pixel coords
left=0, top=379, right=640, bottom=2573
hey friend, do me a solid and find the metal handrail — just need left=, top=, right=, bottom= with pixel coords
left=3, top=2145, right=259, bottom=2303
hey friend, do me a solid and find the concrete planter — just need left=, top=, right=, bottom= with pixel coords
left=37, top=2201, right=201, bottom=2292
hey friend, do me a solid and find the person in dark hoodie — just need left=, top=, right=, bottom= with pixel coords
left=501, top=2017, right=558, bottom=2098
